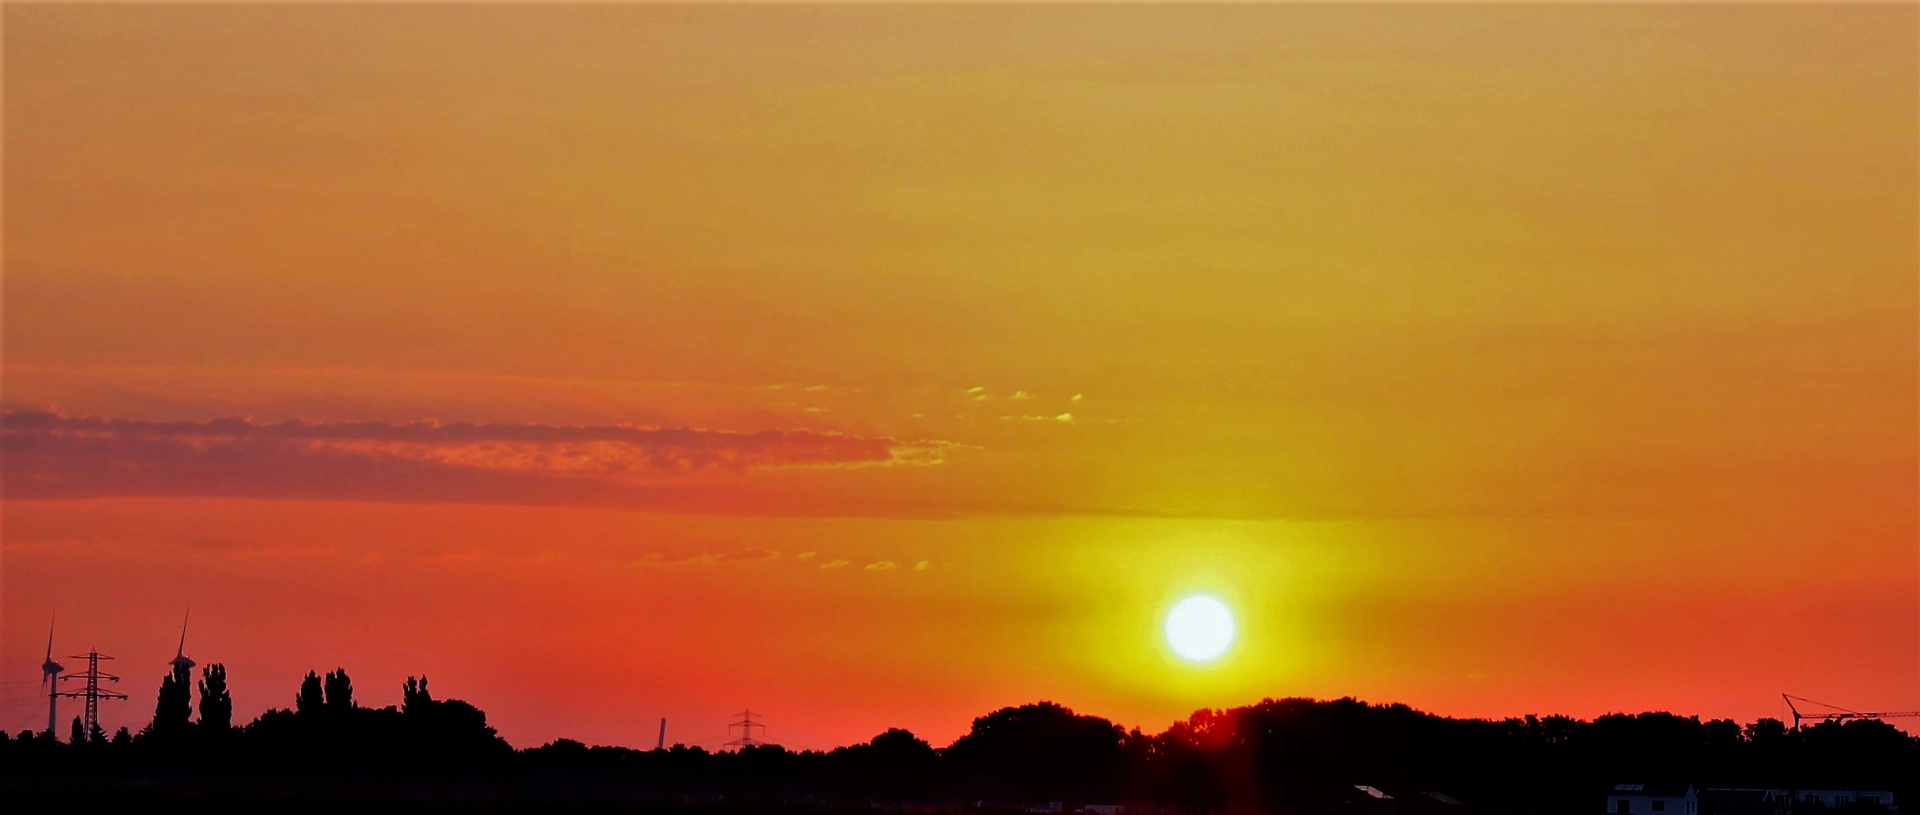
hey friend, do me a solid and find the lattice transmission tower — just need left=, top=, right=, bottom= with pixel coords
left=724, top=709, right=767, bottom=750
left=57, top=649, right=128, bottom=737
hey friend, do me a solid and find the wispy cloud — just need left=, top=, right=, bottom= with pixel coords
left=2, top=409, right=1274, bottom=521
left=863, top=560, right=896, bottom=571
left=819, top=559, right=851, bottom=569
left=1, top=408, right=957, bottom=514
left=3, top=408, right=922, bottom=472
left=633, top=547, right=781, bottom=567
left=998, top=413, right=1074, bottom=423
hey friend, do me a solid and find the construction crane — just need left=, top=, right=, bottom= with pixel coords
left=1781, top=694, right=1920, bottom=731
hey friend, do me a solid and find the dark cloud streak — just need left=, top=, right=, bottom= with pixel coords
left=1, top=408, right=953, bottom=517
left=2, top=409, right=907, bottom=471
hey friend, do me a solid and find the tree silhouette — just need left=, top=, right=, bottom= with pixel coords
left=869, top=727, right=935, bottom=769
left=3, top=677, right=1917, bottom=809
left=198, top=664, right=233, bottom=733
left=323, top=668, right=354, bottom=712
left=946, top=701, right=1129, bottom=802
left=149, top=663, right=193, bottom=738
left=863, top=727, right=938, bottom=799
left=401, top=674, right=508, bottom=762
left=296, top=671, right=324, bottom=715
left=1746, top=717, right=1790, bottom=745
left=403, top=675, right=431, bottom=715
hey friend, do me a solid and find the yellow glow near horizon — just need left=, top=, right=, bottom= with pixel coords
left=1044, top=520, right=1321, bottom=715
left=1165, top=595, right=1236, bottom=663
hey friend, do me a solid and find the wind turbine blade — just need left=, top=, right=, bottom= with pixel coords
left=45, top=611, right=55, bottom=659
left=176, top=609, right=190, bottom=657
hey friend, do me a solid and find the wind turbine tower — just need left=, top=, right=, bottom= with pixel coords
left=40, top=614, right=63, bottom=736
left=169, top=610, right=195, bottom=674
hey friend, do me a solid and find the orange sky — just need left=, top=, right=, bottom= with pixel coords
left=4, top=5, right=1916, bottom=749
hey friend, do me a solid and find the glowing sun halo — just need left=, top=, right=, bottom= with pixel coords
left=1164, top=594, right=1235, bottom=663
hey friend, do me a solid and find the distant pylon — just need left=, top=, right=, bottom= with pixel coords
left=57, top=649, right=128, bottom=739
left=723, top=709, right=766, bottom=749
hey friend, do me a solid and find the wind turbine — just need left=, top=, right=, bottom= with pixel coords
left=41, top=613, right=63, bottom=735
left=169, top=610, right=195, bottom=674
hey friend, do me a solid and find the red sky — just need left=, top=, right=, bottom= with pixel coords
left=3, top=4, right=1916, bottom=748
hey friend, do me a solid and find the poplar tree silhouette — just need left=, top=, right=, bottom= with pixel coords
left=323, top=668, right=354, bottom=712
left=403, top=675, right=431, bottom=715
left=149, top=663, right=193, bottom=738
left=198, top=664, right=232, bottom=733
left=296, top=671, right=324, bottom=715
left=69, top=716, right=85, bottom=746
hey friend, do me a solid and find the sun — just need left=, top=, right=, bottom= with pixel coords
left=1164, top=594, right=1235, bottom=663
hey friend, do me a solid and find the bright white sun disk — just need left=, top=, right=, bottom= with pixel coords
left=1164, top=595, right=1235, bottom=662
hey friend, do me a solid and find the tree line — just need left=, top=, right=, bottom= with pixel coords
left=2, top=663, right=1915, bottom=812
